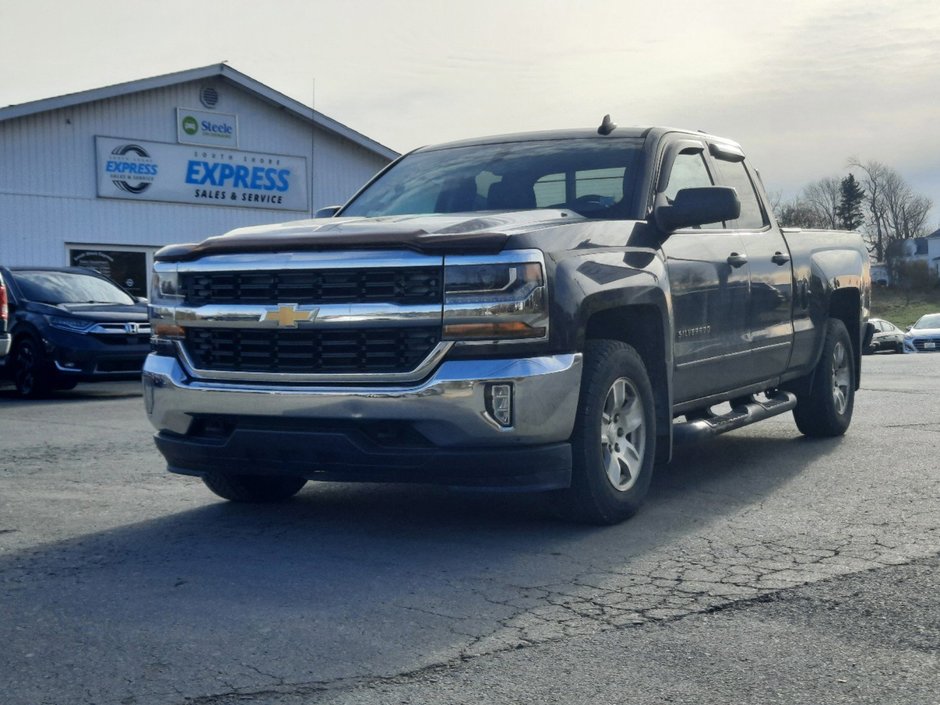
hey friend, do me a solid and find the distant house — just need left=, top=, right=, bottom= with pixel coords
left=884, top=229, right=940, bottom=281
left=870, top=262, right=890, bottom=286
left=930, top=229, right=940, bottom=276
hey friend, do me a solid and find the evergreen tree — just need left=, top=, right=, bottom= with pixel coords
left=836, top=173, right=866, bottom=230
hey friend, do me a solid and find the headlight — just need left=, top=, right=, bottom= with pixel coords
left=443, top=250, right=548, bottom=343
left=47, top=316, right=95, bottom=333
left=150, top=265, right=181, bottom=305
left=149, top=263, right=184, bottom=349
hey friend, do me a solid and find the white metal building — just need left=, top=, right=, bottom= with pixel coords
left=0, top=64, right=398, bottom=297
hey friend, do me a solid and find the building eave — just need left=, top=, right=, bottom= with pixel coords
left=0, top=63, right=399, bottom=161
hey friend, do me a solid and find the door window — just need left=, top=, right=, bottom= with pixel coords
left=664, top=150, right=713, bottom=201
left=712, top=159, right=767, bottom=230
left=663, top=149, right=722, bottom=229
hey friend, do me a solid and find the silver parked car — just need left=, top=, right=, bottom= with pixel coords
left=903, top=313, right=940, bottom=353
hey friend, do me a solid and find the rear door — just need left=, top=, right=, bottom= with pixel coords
left=708, top=145, right=794, bottom=383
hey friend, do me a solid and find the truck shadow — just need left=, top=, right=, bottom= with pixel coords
left=0, top=430, right=847, bottom=699
left=0, top=433, right=846, bottom=572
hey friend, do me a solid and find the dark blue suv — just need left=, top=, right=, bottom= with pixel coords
left=0, top=267, right=150, bottom=398
left=0, top=271, right=10, bottom=363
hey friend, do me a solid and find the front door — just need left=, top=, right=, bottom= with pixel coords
left=658, top=143, right=751, bottom=402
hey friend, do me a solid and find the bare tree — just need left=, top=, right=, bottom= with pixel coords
left=765, top=189, right=783, bottom=217
left=776, top=197, right=829, bottom=228
left=847, top=158, right=932, bottom=262
left=774, top=177, right=842, bottom=229
left=801, top=176, right=842, bottom=229
left=882, top=169, right=931, bottom=241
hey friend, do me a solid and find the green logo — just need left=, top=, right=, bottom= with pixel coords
left=182, top=116, right=199, bottom=135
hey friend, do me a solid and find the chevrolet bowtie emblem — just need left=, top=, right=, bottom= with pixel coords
left=261, top=304, right=319, bottom=328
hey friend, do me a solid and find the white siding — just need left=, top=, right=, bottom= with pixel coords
left=0, top=78, right=391, bottom=266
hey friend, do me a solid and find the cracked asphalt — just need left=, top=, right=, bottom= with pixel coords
left=0, top=353, right=938, bottom=705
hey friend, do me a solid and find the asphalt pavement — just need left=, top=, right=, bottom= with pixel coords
left=0, top=353, right=938, bottom=705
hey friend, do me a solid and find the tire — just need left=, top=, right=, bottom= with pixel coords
left=555, top=340, right=656, bottom=525
left=12, top=337, right=53, bottom=398
left=793, top=319, right=855, bottom=437
left=202, top=473, right=307, bottom=502
left=894, top=341, right=904, bottom=354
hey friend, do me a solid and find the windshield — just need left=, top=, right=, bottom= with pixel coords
left=341, top=138, right=644, bottom=220
left=913, top=313, right=940, bottom=329
left=14, top=270, right=135, bottom=305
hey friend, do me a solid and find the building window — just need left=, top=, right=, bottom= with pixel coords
left=68, top=247, right=151, bottom=298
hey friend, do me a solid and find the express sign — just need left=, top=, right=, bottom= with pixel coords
left=96, top=136, right=309, bottom=211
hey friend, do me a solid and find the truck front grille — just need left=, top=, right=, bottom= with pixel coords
left=184, top=327, right=441, bottom=375
left=180, top=268, right=442, bottom=306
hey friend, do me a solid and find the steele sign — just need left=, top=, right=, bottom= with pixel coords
left=177, top=108, right=238, bottom=147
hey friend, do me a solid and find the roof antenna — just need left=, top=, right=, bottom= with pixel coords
left=597, top=114, right=617, bottom=136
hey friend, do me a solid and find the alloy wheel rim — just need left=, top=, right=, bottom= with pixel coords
left=15, top=343, right=35, bottom=395
left=600, top=377, right=646, bottom=492
left=831, top=341, right=850, bottom=415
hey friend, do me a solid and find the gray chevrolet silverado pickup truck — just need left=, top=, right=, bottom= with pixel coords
left=143, top=122, right=871, bottom=524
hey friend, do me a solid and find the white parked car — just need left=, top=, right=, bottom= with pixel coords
left=903, top=313, right=940, bottom=353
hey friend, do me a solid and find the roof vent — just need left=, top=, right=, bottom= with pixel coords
left=200, top=86, right=219, bottom=109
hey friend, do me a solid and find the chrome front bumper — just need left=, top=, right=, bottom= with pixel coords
left=142, top=352, right=582, bottom=448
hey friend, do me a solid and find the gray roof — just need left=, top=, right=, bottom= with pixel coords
left=415, top=125, right=742, bottom=153
left=0, top=63, right=398, bottom=161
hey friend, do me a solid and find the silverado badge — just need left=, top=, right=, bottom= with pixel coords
left=261, top=304, right=319, bottom=328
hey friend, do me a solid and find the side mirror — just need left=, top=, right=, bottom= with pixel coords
left=653, top=186, right=741, bottom=233
left=314, top=206, right=341, bottom=218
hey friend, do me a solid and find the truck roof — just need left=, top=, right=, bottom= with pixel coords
left=413, top=126, right=744, bottom=153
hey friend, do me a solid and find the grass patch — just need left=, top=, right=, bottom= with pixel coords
left=870, top=287, right=940, bottom=327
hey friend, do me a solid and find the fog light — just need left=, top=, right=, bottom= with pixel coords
left=486, top=383, right=513, bottom=427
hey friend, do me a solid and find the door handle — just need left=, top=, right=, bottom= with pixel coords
left=771, top=251, right=791, bottom=265
left=726, top=252, right=748, bottom=268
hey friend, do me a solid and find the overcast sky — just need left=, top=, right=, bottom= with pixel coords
left=2, top=0, right=939, bottom=226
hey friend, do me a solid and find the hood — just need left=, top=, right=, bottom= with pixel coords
left=156, top=210, right=580, bottom=262
left=39, top=302, right=149, bottom=321
left=907, top=326, right=940, bottom=336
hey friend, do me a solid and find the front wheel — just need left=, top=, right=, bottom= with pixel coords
left=555, top=340, right=656, bottom=524
left=13, top=337, right=53, bottom=398
left=202, top=473, right=307, bottom=502
left=793, top=319, right=855, bottom=437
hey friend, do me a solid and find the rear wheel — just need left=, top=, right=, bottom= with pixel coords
left=793, top=319, right=855, bottom=437
left=555, top=340, right=656, bottom=524
left=13, top=337, right=53, bottom=398
left=202, top=473, right=307, bottom=502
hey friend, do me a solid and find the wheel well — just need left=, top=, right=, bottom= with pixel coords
left=585, top=306, right=671, bottom=461
left=829, top=288, right=862, bottom=388
left=11, top=329, right=40, bottom=352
